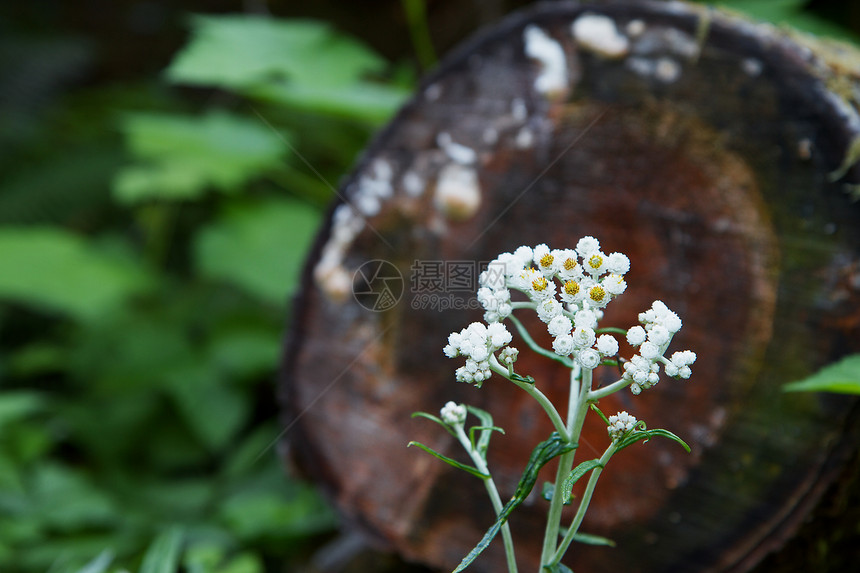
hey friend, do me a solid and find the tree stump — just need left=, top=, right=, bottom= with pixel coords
left=279, top=2, right=860, bottom=571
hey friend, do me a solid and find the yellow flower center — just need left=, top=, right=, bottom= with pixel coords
left=589, top=285, right=606, bottom=302
left=532, top=276, right=548, bottom=292
left=564, top=280, right=580, bottom=296
left=588, top=254, right=603, bottom=270
left=563, top=258, right=577, bottom=271
left=540, top=253, right=554, bottom=268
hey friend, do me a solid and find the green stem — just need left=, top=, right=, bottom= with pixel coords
left=454, top=424, right=518, bottom=573
left=539, top=367, right=593, bottom=568
left=551, top=442, right=618, bottom=565
left=588, top=376, right=631, bottom=400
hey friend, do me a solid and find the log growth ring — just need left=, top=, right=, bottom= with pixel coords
left=280, top=2, right=860, bottom=572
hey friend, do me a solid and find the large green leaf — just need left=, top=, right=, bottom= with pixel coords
left=165, top=16, right=385, bottom=90
left=783, top=354, right=860, bottom=395
left=114, top=111, right=287, bottom=203
left=193, top=198, right=320, bottom=305
left=165, top=362, right=250, bottom=453
left=0, top=228, right=151, bottom=320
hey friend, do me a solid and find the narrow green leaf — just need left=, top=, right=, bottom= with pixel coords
left=617, top=428, right=691, bottom=453
left=74, top=549, right=114, bottom=573
left=783, top=354, right=860, bottom=395
left=466, top=405, right=503, bottom=455
left=140, top=527, right=184, bottom=573
left=453, top=433, right=576, bottom=572
left=411, top=411, right=457, bottom=438
left=543, top=563, right=574, bottom=573
left=589, top=403, right=610, bottom=425
left=510, top=372, right=536, bottom=385
left=570, top=532, right=616, bottom=547
left=561, top=459, right=603, bottom=503
left=407, top=442, right=488, bottom=479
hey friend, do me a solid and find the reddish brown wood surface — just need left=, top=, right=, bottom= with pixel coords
left=280, top=2, right=860, bottom=572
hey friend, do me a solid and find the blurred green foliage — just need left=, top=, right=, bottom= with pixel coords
left=0, top=9, right=409, bottom=572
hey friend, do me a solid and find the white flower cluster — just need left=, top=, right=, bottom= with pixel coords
left=607, top=411, right=637, bottom=441
left=476, top=237, right=628, bottom=370
left=623, top=301, right=696, bottom=394
left=440, top=401, right=467, bottom=425
left=444, top=322, right=514, bottom=385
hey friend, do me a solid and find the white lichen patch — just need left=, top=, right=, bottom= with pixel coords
left=626, top=56, right=682, bottom=83
left=424, top=83, right=442, bottom=101
left=632, top=27, right=699, bottom=60
left=626, top=19, right=645, bottom=38
left=741, top=57, right=763, bottom=77
left=352, top=158, right=394, bottom=216
left=655, top=57, right=681, bottom=83
left=523, top=25, right=568, bottom=95
left=511, top=97, right=528, bottom=122
left=572, top=13, right=629, bottom=59
left=515, top=127, right=534, bottom=149
left=482, top=127, right=499, bottom=145
left=314, top=203, right=366, bottom=301
left=437, top=132, right=478, bottom=165
left=402, top=170, right=425, bottom=197
left=434, top=163, right=481, bottom=220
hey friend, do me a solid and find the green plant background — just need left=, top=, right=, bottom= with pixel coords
left=0, top=1, right=857, bottom=572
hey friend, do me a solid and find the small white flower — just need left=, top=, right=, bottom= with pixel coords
left=548, top=315, right=573, bottom=337
left=602, top=273, right=627, bottom=296
left=554, top=248, right=581, bottom=281
left=667, top=350, right=696, bottom=379
left=572, top=326, right=596, bottom=349
left=648, top=324, right=671, bottom=347
left=605, top=252, right=630, bottom=274
left=499, top=346, right=519, bottom=365
left=559, top=278, right=584, bottom=305
left=536, top=297, right=563, bottom=323
left=583, top=251, right=607, bottom=277
left=443, top=344, right=459, bottom=358
left=596, top=334, right=619, bottom=356
left=526, top=272, right=556, bottom=301
left=470, top=344, right=490, bottom=362
left=533, top=243, right=557, bottom=276
left=607, top=411, right=637, bottom=441
left=585, top=283, right=610, bottom=308
left=573, top=309, right=598, bottom=330
left=578, top=348, right=601, bottom=369
left=553, top=334, right=575, bottom=356
left=440, top=401, right=467, bottom=425
left=513, top=245, right=534, bottom=268
left=487, top=322, right=512, bottom=348
left=576, top=236, right=600, bottom=257
left=640, top=341, right=660, bottom=360
left=627, top=325, right=647, bottom=346
left=455, top=367, right=472, bottom=384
